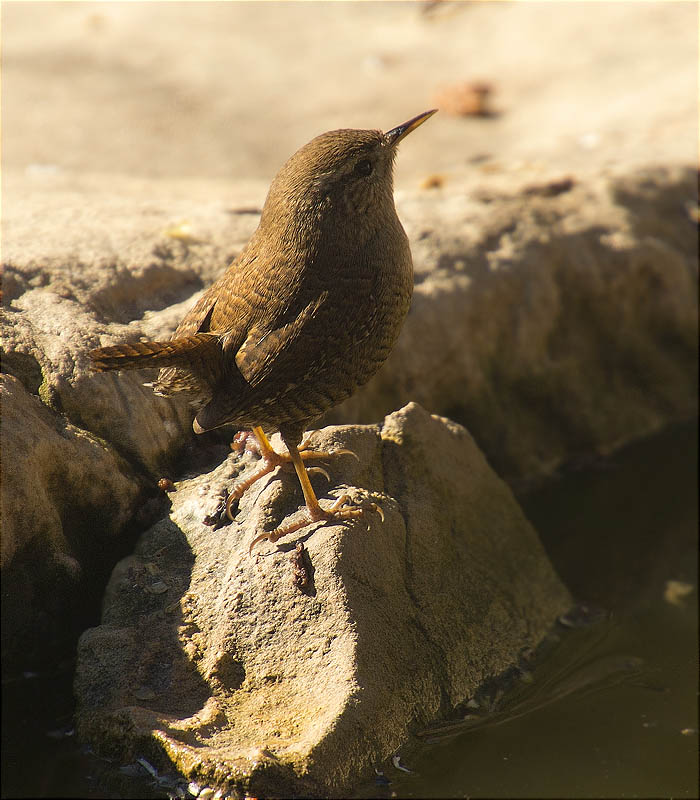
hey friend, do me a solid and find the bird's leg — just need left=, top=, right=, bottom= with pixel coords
left=232, top=428, right=357, bottom=467
left=248, top=434, right=383, bottom=555
left=225, top=427, right=285, bottom=521
left=225, top=426, right=357, bottom=521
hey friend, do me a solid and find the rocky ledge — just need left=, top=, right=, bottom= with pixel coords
left=74, top=403, right=571, bottom=797
left=2, top=165, right=696, bottom=673
left=1, top=163, right=696, bottom=795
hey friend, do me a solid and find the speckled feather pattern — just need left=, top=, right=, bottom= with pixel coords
left=90, top=124, right=418, bottom=445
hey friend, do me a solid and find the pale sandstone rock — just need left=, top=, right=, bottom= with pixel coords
left=4, top=166, right=695, bottom=485
left=3, top=3, right=696, bottom=180
left=1, top=289, right=192, bottom=477
left=75, top=403, right=571, bottom=797
left=330, top=166, right=699, bottom=483
left=2, top=165, right=696, bottom=673
left=1, top=170, right=261, bottom=475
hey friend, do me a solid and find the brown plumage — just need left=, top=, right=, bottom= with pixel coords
left=90, top=110, right=436, bottom=550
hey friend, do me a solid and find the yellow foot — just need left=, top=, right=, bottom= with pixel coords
left=232, top=430, right=357, bottom=465
left=248, top=495, right=384, bottom=555
left=225, top=428, right=358, bottom=522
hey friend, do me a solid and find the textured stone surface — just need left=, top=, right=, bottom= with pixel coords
left=4, top=166, right=696, bottom=486
left=75, top=403, right=571, bottom=797
left=0, top=374, right=142, bottom=666
left=1, top=175, right=263, bottom=672
left=3, top=2, right=695, bottom=181
left=2, top=165, right=696, bottom=673
left=330, top=166, right=699, bottom=483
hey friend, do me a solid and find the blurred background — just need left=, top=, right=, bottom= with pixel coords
left=3, top=1, right=696, bottom=189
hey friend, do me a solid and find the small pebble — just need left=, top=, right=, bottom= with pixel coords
left=392, top=754, right=412, bottom=773
left=147, top=580, right=169, bottom=595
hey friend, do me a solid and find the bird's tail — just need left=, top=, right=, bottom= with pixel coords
left=89, top=333, right=219, bottom=372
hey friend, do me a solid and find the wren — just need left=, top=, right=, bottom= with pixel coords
left=90, top=109, right=437, bottom=551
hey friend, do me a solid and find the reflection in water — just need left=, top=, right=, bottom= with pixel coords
left=418, top=615, right=649, bottom=743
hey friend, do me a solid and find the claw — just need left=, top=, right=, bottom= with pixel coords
left=296, top=439, right=360, bottom=464
left=297, top=437, right=314, bottom=453
left=329, top=448, right=360, bottom=463
left=249, top=531, right=270, bottom=556
left=225, top=491, right=239, bottom=522
left=372, top=502, right=385, bottom=523
left=247, top=493, right=384, bottom=556
left=306, top=465, right=331, bottom=482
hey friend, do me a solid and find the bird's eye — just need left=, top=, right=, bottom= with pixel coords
left=354, top=159, right=373, bottom=177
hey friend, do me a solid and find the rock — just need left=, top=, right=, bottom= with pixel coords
left=1, top=169, right=261, bottom=476
left=2, top=165, right=695, bottom=673
left=3, top=3, right=696, bottom=180
left=329, top=165, right=699, bottom=484
left=0, top=374, right=143, bottom=668
left=1, top=288, right=193, bottom=477
left=75, top=403, right=571, bottom=797
left=4, top=166, right=696, bottom=487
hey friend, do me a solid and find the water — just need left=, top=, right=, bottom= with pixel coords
left=356, top=420, right=699, bottom=799
left=355, top=606, right=697, bottom=798
left=2, top=422, right=697, bottom=798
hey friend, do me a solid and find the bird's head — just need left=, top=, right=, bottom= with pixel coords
left=262, top=110, right=437, bottom=225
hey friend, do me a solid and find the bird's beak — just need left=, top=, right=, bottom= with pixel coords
left=384, top=109, right=438, bottom=147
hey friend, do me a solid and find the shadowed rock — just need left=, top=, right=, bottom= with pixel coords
left=75, top=403, right=571, bottom=797
left=0, top=374, right=143, bottom=667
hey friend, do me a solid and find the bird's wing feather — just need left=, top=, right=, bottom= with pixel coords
left=234, top=291, right=328, bottom=388
left=173, top=253, right=255, bottom=340
left=172, top=289, right=217, bottom=338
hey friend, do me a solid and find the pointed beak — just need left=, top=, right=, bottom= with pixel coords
left=384, top=109, right=438, bottom=147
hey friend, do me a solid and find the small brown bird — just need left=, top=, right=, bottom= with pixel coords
left=90, top=109, right=436, bottom=551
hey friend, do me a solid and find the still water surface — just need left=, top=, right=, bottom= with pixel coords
left=355, top=420, right=698, bottom=798
left=2, top=422, right=697, bottom=798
